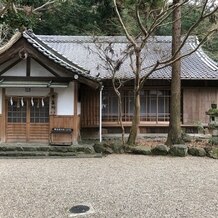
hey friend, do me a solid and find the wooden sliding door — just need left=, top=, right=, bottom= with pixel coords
left=6, top=97, right=49, bottom=142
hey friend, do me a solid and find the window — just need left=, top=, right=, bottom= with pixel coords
left=7, top=97, right=49, bottom=123
left=102, top=88, right=170, bottom=122
left=141, top=90, right=170, bottom=122
left=102, top=90, right=119, bottom=121
left=123, top=90, right=134, bottom=121
left=30, top=98, right=49, bottom=123
left=7, top=99, right=26, bottom=123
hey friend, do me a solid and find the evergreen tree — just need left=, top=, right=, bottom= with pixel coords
left=34, top=0, right=120, bottom=35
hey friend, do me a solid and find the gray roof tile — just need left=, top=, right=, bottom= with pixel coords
left=23, top=31, right=100, bottom=83
left=25, top=31, right=218, bottom=81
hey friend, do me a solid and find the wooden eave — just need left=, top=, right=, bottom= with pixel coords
left=0, top=36, right=100, bottom=89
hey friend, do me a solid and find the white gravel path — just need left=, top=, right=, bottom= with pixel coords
left=0, top=155, right=217, bottom=218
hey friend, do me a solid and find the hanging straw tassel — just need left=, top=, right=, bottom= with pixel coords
left=10, top=97, right=13, bottom=106
left=21, top=97, right=24, bottom=107
left=41, top=98, right=44, bottom=107
left=31, top=97, right=34, bottom=106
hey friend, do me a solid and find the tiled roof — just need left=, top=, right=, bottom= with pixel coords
left=25, top=30, right=218, bottom=80
left=22, top=30, right=100, bottom=82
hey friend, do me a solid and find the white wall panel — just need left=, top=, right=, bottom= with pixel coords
left=55, top=82, right=74, bottom=115
left=31, top=59, right=55, bottom=77
left=2, top=60, right=26, bottom=76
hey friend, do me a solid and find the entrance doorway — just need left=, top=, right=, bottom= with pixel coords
left=6, top=97, right=49, bottom=142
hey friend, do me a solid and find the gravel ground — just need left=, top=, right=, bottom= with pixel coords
left=0, top=155, right=217, bottom=218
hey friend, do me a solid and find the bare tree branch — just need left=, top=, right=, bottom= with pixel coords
left=140, top=28, right=218, bottom=73
left=0, top=2, right=10, bottom=17
left=173, top=0, right=218, bottom=59
left=33, top=0, right=55, bottom=13
left=0, top=0, right=56, bottom=17
left=146, top=0, right=188, bottom=37
left=113, top=0, right=137, bottom=48
left=135, top=1, right=148, bottom=38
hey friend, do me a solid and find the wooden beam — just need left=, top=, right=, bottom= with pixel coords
left=0, top=37, right=100, bottom=89
left=0, top=38, right=26, bottom=64
left=0, top=59, right=22, bottom=76
left=26, top=57, right=31, bottom=77
left=26, top=99, right=30, bottom=142
left=74, top=81, right=78, bottom=116
left=2, top=88, right=6, bottom=142
left=24, top=43, right=100, bottom=89
left=0, top=76, right=71, bottom=82
left=25, top=44, right=77, bottom=77
left=0, top=57, right=17, bottom=66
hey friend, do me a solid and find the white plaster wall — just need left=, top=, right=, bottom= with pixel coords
left=2, top=60, right=26, bottom=76
left=55, top=82, right=74, bottom=115
left=0, top=88, right=2, bottom=114
left=6, top=88, right=50, bottom=97
left=31, top=59, right=55, bottom=77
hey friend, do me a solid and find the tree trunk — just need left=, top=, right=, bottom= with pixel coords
left=127, top=89, right=140, bottom=145
left=118, top=94, right=125, bottom=145
left=112, top=76, right=125, bottom=145
left=117, top=89, right=125, bottom=145
left=166, top=0, right=183, bottom=146
left=127, top=48, right=141, bottom=145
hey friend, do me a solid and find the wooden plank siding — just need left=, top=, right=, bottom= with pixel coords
left=183, top=87, right=218, bottom=125
left=5, top=115, right=80, bottom=143
left=6, top=123, right=49, bottom=143
left=49, top=115, right=80, bottom=143
left=6, top=123, right=26, bottom=142
left=81, top=87, right=99, bottom=127
left=29, top=123, right=49, bottom=142
left=1, top=88, right=6, bottom=142
left=0, top=115, right=2, bottom=141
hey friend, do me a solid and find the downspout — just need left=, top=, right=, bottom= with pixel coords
left=99, top=85, right=104, bottom=143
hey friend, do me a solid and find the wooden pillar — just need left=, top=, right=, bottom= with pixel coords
left=49, top=88, right=55, bottom=132
left=74, top=81, right=78, bottom=116
left=73, top=81, right=79, bottom=143
left=1, top=88, right=6, bottom=142
left=26, top=99, right=30, bottom=142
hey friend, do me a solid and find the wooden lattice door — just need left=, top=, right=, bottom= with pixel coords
left=6, top=97, right=49, bottom=142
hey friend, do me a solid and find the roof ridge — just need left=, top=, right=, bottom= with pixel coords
left=36, top=35, right=196, bottom=43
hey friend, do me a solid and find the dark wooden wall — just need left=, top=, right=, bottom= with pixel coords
left=0, top=89, right=5, bottom=142
left=80, top=87, right=99, bottom=127
left=183, top=87, right=218, bottom=125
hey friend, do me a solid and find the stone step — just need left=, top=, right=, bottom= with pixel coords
left=0, top=151, right=102, bottom=158
left=0, top=145, right=95, bottom=153
left=0, top=151, right=47, bottom=157
left=0, top=144, right=101, bottom=158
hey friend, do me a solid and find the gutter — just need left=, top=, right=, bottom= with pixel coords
left=99, top=84, right=104, bottom=143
